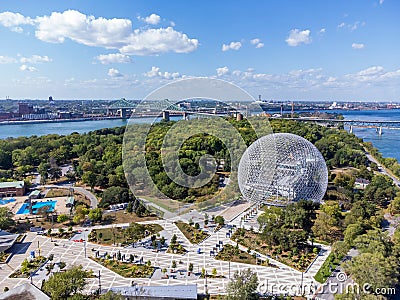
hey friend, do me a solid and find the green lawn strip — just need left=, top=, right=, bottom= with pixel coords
left=140, top=196, right=178, bottom=213
left=89, top=223, right=163, bottom=246
left=9, top=256, right=47, bottom=278
left=174, top=221, right=210, bottom=244
left=90, top=257, right=155, bottom=278
left=231, top=229, right=318, bottom=272
left=314, top=251, right=343, bottom=283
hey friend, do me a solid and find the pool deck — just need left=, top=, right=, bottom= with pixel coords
left=5, top=196, right=72, bottom=219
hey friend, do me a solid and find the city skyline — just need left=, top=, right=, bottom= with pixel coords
left=0, top=0, right=399, bottom=100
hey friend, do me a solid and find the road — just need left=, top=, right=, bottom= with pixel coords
left=364, top=149, right=400, bottom=186
left=314, top=249, right=358, bottom=300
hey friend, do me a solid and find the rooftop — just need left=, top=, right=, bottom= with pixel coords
left=0, top=230, right=19, bottom=252
left=28, top=190, right=40, bottom=197
left=107, top=284, right=197, bottom=299
left=0, top=181, right=24, bottom=189
left=0, top=283, right=50, bottom=300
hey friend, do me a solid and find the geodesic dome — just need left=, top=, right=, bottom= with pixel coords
left=238, top=133, right=328, bottom=206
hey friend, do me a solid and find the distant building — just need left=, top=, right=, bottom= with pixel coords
left=0, top=230, right=19, bottom=252
left=21, top=113, right=50, bottom=120
left=0, top=283, right=50, bottom=300
left=0, top=181, right=25, bottom=197
left=18, top=103, right=34, bottom=115
left=28, top=190, right=41, bottom=199
left=105, top=284, right=197, bottom=300
left=355, top=178, right=370, bottom=189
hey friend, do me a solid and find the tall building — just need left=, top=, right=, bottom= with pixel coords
left=18, top=103, right=34, bottom=115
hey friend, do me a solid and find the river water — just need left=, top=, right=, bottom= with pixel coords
left=0, top=110, right=399, bottom=161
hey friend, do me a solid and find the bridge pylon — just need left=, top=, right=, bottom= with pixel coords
left=349, top=125, right=353, bottom=134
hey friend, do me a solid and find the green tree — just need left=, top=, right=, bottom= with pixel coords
left=226, top=268, right=259, bottom=300
left=353, top=229, right=392, bottom=256
left=99, top=291, right=124, bottom=300
left=88, top=208, right=103, bottom=223
left=0, top=207, right=14, bottom=230
left=343, top=223, right=365, bottom=247
left=214, top=216, right=225, bottom=226
left=343, top=252, right=399, bottom=292
left=41, top=265, right=90, bottom=300
left=82, top=171, right=97, bottom=191
left=57, top=214, right=69, bottom=223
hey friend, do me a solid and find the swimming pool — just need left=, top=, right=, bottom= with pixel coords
left=0, top=198, right=15, bottom=205
left=16, top=200, right=57, bottom=215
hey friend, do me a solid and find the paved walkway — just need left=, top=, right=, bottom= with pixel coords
left=0, top=206, right=329, bottom=296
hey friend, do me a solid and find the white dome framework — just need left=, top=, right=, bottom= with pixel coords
left=238, top=133, right=328, bottom=206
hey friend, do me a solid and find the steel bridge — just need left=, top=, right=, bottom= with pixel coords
left=272, top=117, right=400, bottom=135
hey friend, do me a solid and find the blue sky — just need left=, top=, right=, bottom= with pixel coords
left=0, top=0, right=399, bottom=101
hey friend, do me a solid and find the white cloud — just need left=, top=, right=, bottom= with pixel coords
left=352, top=43, right=365, bottom=49
left=337, top=21, right=365, bottom=31
left=95, top=53, right=132, bottom=64
left=0, top=11, right=33, bottom=27
left=19, top=64, right=37, bottom=72
left=11, top=26, right=23, bottom=33
left=250, top=38, right=264, bottom=49
left=120, top=27, right=198, bottom=55
left=0, top=55, right=17, bottom=64
left=250, top=38, right=260, bottom=45
left=0, top=10, right=199, bottom=56
left=107, top=68, right=123, bottom=77
left=141, top=13, right=161, bottom=25
left=319, top=28, right=326, bottom=35
left=379, top=0, right=384, bottom=4
left=222, top=41, right=242, bottom=51
left=144, top=66, right=180, bottom=79
left=216, top=66, right=229, bottom=76
left=20, top=55, right=52, bottom=64
left=286, top=29, right=311, bottom=46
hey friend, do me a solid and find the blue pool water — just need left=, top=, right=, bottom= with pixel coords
left=16, top=200, right=57, bottom=215
left=0, top=198, right=15, bottom=205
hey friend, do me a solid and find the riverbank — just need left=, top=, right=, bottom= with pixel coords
left=0, top=116, right=124, bottom=126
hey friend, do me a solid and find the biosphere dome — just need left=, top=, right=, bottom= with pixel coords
left=238, top=133, right=328, bottom=206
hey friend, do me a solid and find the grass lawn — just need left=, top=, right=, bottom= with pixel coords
left=174, top=221, right=210, bottom=244
left=91, top=257, right=155, bottom=278
left=45, top=188, right=69, bottom=198
left=314, top=251, right=343, bottom=283
left=89, top=223, right=163, bottom=246
left=9, top=256, right=47, bottom=278
left=232, top=228, right=318, bottom=272
left=141, top=196, right=179, bottom=212
left=105, top=210, right=158, bottom=224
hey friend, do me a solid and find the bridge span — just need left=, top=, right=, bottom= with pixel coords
left=270, top=117, right=400, bottom=135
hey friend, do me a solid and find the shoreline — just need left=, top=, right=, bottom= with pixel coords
left=0, top=116, right=125, bottom=126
